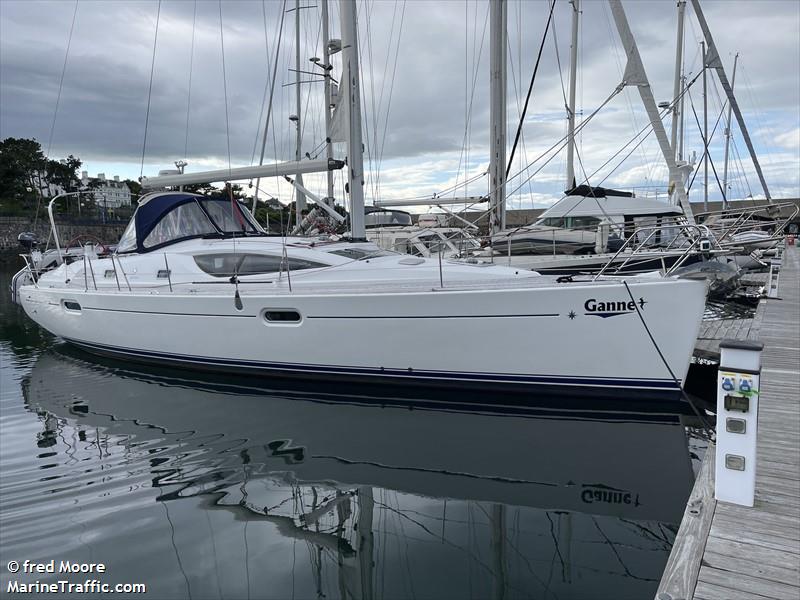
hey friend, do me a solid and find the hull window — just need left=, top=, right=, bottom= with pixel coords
left=264, top=310, right=302, bottom=323
left=62, top=300, right=81, bottom=312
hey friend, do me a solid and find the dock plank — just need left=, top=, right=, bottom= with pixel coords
left=655, top=446, right=716, bottom=599
left=697, top=566, right=799, bottom=600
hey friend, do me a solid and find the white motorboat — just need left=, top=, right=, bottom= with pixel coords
left=15, top=191, right=707, bottom=399
left=362, top=208, right=481, bottom=258
left=487, top=185, right=685, bottom=258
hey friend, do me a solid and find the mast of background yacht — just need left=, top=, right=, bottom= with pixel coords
left=565, top=0, right=580, bottom=189
left=607, top=0, right=694, bottom=222
left=321, top=0, right=335, bottom=204
left=670, top=1, right=686, bottom=163
left=721, top=53, right=739, bottom=209
left=689, top=0, right=771, bottom=202
left=488, top=0, right=507, bottom=235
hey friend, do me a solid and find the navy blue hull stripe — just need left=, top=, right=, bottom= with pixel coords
left=80, top=306, right=559, bottom=320
left=306, top=313, right=560, bottom=320
left=65, top=338, right=680, bottom=390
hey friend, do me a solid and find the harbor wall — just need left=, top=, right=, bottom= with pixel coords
left=0, top=217, right=126, bottom=256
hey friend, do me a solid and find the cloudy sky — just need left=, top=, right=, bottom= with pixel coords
left=1, top=0, right=798, bottom=211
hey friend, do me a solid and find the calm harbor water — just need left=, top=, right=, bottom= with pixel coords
left=0, top=263, right=706, bottom=599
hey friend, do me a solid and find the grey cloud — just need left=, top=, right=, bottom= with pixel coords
left=1, top=0, right=797, bottom=205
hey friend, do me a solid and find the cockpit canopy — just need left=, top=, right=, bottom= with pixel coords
left=117, top=192, right=264, bottom=253
left=364, top=207, right=413, bottom=228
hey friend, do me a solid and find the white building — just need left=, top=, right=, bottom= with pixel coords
left=80, top=171, right=132, bottom=208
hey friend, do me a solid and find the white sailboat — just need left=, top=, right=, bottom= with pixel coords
left=14, top=0, right=708, bottom=399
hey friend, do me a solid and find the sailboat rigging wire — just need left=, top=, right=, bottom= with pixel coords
left=184, top=0, right=198, bottom=159
left=505, top=0, right=555, bottom=179
left=254, top=0, right=288, bottom=213
left=452, top=2, right=490, bottom=201
left=140, top=0, right=162, bottom=179
left=550, top=9, right=593, bottom=195
left=374, top=0, right=407, bottom=199
left=600, top=1, right=653, bottom=183
left=503, top=87, right=621, bottom=199
left=250, top=1, right=273, bottom=166
left=34, top=0, right=79, bottom=229
left=506, top=34, right=536, bottom=207
left=686, top=86, right=728, bottom=198
left=730, top=137, right=754, bottom=199
left=219, top=0, right=232, bottom=179
left=621, top=280, right=714, bottom=438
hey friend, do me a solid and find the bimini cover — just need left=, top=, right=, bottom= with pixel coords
left=563, top=184, right=634, bottom=198
left=116, top=192, right=260, bottom=253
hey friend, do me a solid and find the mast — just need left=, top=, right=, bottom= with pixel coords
left=607, top=0, right=693, bottom=222
left=689, top=0, right=771, bottom=201
left=321, top=0, right=335, bottom=203
left=294, top=0, right=307, bottom=218
left=565, top=0, right=580, bottom=189
left=670, top=0, right=686, bottom=161
left=702, top=40, right=708, bottom=211
left=721, top=52, right=739, bottom=209
left=488, top=0, right=507, bottom=234
left=340, top=0, right=366, bottom=239
left=678, top=74, right=686, bottom=161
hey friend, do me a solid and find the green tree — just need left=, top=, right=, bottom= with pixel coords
left=0, top=137, right=46, bottom=201
left=123, top=178, right=142, bottom=200
left=46, top=154, right=82, bottom=193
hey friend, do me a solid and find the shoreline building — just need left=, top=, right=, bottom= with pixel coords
left=80, top=172, right=131, bottom=208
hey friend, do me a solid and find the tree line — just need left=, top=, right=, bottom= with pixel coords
left=0, top=137, right=143, bottom=218
left=0, top=137, right=326, bottom=232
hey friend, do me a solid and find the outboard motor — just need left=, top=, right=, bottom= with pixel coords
left=11, top=233, right=43, bottom=305
left=17, top=231, right=39, bottom=251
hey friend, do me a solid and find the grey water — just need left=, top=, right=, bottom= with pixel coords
left=0, top=262, right=706, bottom=599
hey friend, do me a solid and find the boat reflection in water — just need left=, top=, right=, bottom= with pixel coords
left=12, top=347, right=698, bottom=599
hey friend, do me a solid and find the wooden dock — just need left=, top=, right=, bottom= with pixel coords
left=658, top=242, right=800, bottom=600
left=694, top=258, right=780, bottom=360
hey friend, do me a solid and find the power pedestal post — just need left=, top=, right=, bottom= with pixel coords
left=716, top=339, right=764, bottom=507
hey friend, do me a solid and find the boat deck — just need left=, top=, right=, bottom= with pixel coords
left=658, top=241, right=800, bottom=600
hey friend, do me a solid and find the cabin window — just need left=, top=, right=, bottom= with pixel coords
left=143, top=202, right=216, bottom=248
left=117, top=219, right=138, bottom=253
left=569, top=216, right=601, bottom=229
left=194, top=253, right=328, bottom=277
left=200, top=199, right=260, bottom=234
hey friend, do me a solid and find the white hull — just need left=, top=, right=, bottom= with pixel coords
left=19, top=270, right=706, bottom=397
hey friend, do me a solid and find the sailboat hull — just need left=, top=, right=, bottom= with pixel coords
left=19, top=276, right=706, bottom=400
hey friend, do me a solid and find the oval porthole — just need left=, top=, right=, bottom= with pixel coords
left=264, top=310, right=301, bottom=323
left=62, top=300, right=82, bottom=312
